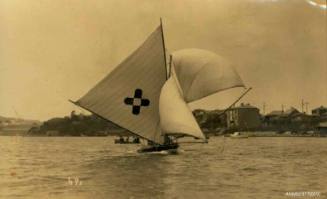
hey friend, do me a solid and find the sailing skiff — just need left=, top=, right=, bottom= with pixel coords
left=70, top=20, right=246, bottom=153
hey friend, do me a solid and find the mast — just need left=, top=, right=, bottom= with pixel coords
left=160, top=18, right=168, bottom=80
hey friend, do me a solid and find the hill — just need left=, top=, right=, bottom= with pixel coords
left=27, top=112, right=125, bottom=136
left=0, top=115, right=41, bottom=135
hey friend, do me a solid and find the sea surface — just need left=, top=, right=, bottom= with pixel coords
left=0, top=136, right=326, bottom=199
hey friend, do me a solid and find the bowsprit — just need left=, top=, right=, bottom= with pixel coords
left=124, top=89, right=150, bottom=115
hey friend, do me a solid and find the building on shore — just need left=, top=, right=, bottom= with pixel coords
left=263, top=110, right=284, bottom=128
left=193, top=109, right=226, bottom=133
left=263, top=107, right=293, bottom=131
left=193, top=109, right=208, bottom=127
left=316, top=122, right=327, bottom=135
left=312, top=106, right=327, bottom=116
left=312, top=106, right=327, bottom=122
left=263, top=107, right=320, bottom=132
left=193, top=104, right=327, bottom=134
left=225, top=103, right=261, bottom=131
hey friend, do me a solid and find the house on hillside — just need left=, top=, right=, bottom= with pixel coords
left=226, top=103, right=260, bottom=131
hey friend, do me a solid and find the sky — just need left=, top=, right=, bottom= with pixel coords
left=0, top=0, right=326, bottom=120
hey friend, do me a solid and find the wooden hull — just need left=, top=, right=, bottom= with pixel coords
left=137, top=143, right=179, bottom=153
left=114, top=139, right=140, bottom=144
left=230, top=135, right=249, bottom=138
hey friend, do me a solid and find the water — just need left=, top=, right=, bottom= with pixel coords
left=0, top=136, right=326, bottom=199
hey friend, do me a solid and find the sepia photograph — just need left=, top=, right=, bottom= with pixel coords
left=0, top=0, right=326, bottom=198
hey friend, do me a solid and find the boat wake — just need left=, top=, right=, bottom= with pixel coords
left=140, top=149, right=180, bottom=155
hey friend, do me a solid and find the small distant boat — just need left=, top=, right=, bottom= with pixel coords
left=230, top=132, right=249, bottom=138
left=114, top=136, right=140, bottom=144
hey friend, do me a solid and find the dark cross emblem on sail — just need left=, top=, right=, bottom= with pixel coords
left=124, top=89, right=150, bottom=115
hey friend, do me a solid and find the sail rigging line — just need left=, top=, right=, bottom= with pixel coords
left=168, top=55, right=173, bottom=78
left=217, top=87, right=252, bottom=117
left=160, top=18, right=168, bottom=80
left=68, top=99, right=162, bottom=145
left=154, top=116, right=164, bottom=144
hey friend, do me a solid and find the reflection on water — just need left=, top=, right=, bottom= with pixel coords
left=0, top=136, right=327, bottom=198
left=85, top=154, right=170, bottom=198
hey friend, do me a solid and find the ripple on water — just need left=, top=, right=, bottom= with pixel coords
left=1, top=136, right=327, bottom=198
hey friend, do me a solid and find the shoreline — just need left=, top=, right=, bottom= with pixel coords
left=0, top=133, right=326, bottom=138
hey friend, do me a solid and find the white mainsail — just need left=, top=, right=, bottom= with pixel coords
left=75, top=26, right=167, bottom=144
left=171, top=48, right=245, bottom=103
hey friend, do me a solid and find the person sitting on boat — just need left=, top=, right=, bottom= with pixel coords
left=164, top=135, right=173, bottom=145
left=119, top=136, right=124, bottom=143
left=133, top=137, right=140, bottom=143
left=148, top=140, right=155, bottom=146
